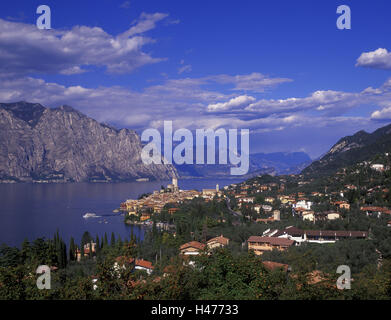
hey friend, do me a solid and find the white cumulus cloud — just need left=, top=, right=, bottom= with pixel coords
left=207, top=95, right=256, bottom=111
left=0, top=13, right=168, bottom=77
left=356, top=48, right=391, bottom=70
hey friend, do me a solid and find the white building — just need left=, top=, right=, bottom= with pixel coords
left=293, top=200, right=312, bottom=210
left=302, top=211, right=315, bottom=222
left=370, top=164, right=384, bottom=172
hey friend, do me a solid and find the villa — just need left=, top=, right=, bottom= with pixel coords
left=247, top=236, right=295, bottom=255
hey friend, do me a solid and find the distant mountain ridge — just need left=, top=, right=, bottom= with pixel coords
left=250, top=152, right=312, bottom=175
left=302, top=123, right=391, bottom=176
left=174, top=151, right=311, bottom=178
left=0, top=101, right=176, bottom=183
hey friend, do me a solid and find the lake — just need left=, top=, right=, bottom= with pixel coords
left=0, top=178, right=243, bottom=247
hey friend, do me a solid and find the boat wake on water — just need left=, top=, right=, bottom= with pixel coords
left=83, top=213, right=99, bottom=219
left=83, top=212, right=124, bottom=219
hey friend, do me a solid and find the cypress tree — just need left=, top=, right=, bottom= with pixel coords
left=152, top=220, right=158, bottom=238
left=53, top=230, right=62, bottom=267
left=110, top=232, right=116, bottom=247
left=117, top=235, right=123, bottom=249
left=95, top=236, right=100, bottom=255
left=81, top=231, right=92, bottom=247
left=69, top=237, right=76, bottom=261
left=130, top=226, right=134, bottom=242
left=104, top=232, right=108, bottom=247
left=89, top=242, right=93, bottom=258
left=59, top=240, right=67, bottom=268
left=63, top=240, right=67, bottom=267
left=80, top=240, right=85, bottom=260
left=21, top=238, right=30, bottom=265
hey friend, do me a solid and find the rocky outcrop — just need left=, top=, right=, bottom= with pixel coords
left=0, top=102, right=176, bottom=182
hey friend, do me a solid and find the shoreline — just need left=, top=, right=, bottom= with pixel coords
left=0, top=176, right=247, bottom=184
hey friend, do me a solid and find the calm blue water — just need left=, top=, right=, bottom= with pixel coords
left=0, top=178, right=243, bottom=247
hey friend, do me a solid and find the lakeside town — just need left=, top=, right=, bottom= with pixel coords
left=3, top=149, right=391, bottom=300
left=99, top=151, right=391, bottom=282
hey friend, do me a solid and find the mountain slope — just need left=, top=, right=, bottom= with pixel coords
left=302, top=123, right=391, bottom=176
left=0, top=101, right=176, bottom=182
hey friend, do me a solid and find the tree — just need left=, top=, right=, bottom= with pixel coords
left=103, top=233, right=108, bottom=248
left=81, top=231, right=92, bottom=247
left=69, top=237, right=76, bottom=262
left=80, top=242, right=85, bottom=260
left=110, top=232, right=116, bottom=247
left=59, top=239, right=67, bottom=268
left=95, top=236, right=101, bottom=256
left=117, top=235, right=123, bottom=249
left=21, top=238, right=31, bottom=265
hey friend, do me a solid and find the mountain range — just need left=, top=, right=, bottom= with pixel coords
left=0, top=102, right=176, bottom=183
left=250, top=152, right=312, bottom=175
left=6, top=101, right=390, bottom=183
left=169, top=146, right=311, bottom=178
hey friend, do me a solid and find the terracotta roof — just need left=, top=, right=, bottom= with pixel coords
left=248, top=236, right=294, bottom=247
left=283, top=226, right=368, bottom=238
left=115, top=256, right=135, bottom=264
left=262, top=261, right=289, bottom=271
left=283, top=226, right=303, bottom=236
left=180, top=241, right=206, bottom=251
left=334, top=201, right=348, bottom=205
left=256, top=218, right=274, bottom=223
left=135, top=259, right=154, bottom=270
left=360, top=206, right=391, bottom=214
left=303, top=230, right=368, bottom=238
left=207, top=235, right=229, bottom=246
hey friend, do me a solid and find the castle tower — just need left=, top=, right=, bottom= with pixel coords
left=172, top=177, right=178, bottom=192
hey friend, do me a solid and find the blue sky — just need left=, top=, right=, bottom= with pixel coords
left=1, top=0, right=391, bottom=158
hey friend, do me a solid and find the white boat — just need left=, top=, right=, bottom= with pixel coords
left=83, top=213, right=98, bottom=219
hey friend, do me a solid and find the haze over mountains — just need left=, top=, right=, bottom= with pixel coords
left=175, top=152, right=311, bottom=178
left=250, top=152, right=311, bottom=175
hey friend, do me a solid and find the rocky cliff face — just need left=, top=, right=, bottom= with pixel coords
left=0, top=102, right=176, bottom=182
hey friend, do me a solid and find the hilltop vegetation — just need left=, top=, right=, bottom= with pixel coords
left=303, top=123, right=391, bottom=177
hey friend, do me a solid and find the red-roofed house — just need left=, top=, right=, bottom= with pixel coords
left=360, top=206, right=391, bottom=217
left=179, top=241, right=206, bottom=256
left=135, top=259, right=154, bottom=275
left=207, top=235, right=230, bottom=249
left=247, top=236, right=295, bottom=255
left=113, top=257, right=154, bottom=275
